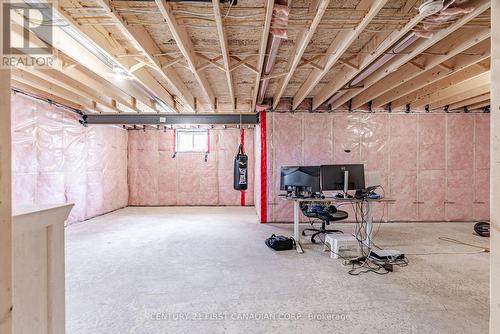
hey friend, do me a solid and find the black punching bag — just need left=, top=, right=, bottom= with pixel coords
left=233, top=144, right=248, bottom=191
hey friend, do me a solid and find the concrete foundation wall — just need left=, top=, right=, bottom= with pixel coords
left=262, top=112, right=490, bottom=223
left=11, top=93, right=128, bottom=224
left=127, top=128, right=254, bottom=206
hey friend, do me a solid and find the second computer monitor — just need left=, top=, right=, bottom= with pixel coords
left=320, top=164, right=365, bottom=191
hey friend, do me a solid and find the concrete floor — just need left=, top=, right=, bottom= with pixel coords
left=65, top=207, right=489, bottom=334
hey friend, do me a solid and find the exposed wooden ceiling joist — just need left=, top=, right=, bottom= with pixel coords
left=156, top=0, right=216, bottom=111
left=12, top=81, right=85, bottom=112
left=449, top=93, right=490, bottom=110
left=91, top=0, right=197, bottom=112
left=12, top=70, right=109, bottom=113
left=351, top=28, right=491, bottom=109
left=20, top=68, right=116, bottom=111
left=414, top=71, right=490, bottom=109
left=292, top=0, right=389, bottom=110
left=392, top=57, right=490, bottom=109
left=311, top=0, right=424, bottom=110
left=467, top=100, right=491, bottom=110
left=53, top=1, right=175, bottom=111
left=431, top=83, right=490, bottom=110
left=426, top=71, right=490, bottom=104
left=212, top=0, right=235, bottom=110
left=375, top=41, right=491, bottom=108
left=52, top=59, right=149, bottom=113
left=330, top=0, right=491, bottom=110
left=10, top=23, right=157, bottom=114
left=19, top=67, right=147, bottom=114
left=251, top=0, right=274, bottom=111
left=272, top=0, right=330, bottom=109
left=8, top=0, right=492, bottom=115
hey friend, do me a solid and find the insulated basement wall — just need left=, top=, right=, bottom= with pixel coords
left=11, top=93, right=128, bottom=224
left=262, top=112, right=490, bottom=223
left=128, top=128, right=254, bottom=206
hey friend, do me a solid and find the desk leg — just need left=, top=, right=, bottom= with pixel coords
left=293, top=201, right=303, bottom=253
left=364, top=201, right=373, bottom=249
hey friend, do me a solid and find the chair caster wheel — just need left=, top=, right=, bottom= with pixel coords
left=311, top=238, right=316, bottom=244
left=301, top=230, right=306, bottom=236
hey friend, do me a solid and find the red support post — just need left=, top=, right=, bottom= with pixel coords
left=260, top=112, right=267, bottom=223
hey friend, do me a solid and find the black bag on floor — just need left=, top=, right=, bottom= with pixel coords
left=265, top=234, right=295, bottom=251
left=474, top=222, right=490, bottom=237
left=233, top=144, right=248, bottom=191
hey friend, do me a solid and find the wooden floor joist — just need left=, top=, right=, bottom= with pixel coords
left=293, top=0, right=388, bottom=111
left=431, top=83, right=490, bottom=110
left=408, top=70, right=490, bottom=108
left=4, top=0, right=492, bottom=115
left=373, top=43, right=490, bottom=108
left=92, top=0, right=197, bottom=112
left=467, top=100, right=491, bottom=110
left=351, top=27, right=491, bottom=109
left=272, top=0, right=330, bottom=109
left=311, top=1, right=424, bottom=110
left=448, top=93, right=490, bottom=110
left=156, top=0, right=216, bottom=111
left=330, top=0, right=491, bottom=110
left=251, top=0, right=274, bottom=111
left=212, top=0, right=235, bottom=111
left=56, top=0, right=178, bottom=111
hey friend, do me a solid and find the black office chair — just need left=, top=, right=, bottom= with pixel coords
left=300, top=203, right=348, bottom=243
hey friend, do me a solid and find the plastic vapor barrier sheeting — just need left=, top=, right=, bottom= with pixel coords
left=128, top=128, right=254, bottom=206
left=11, top=93, right=128, bottom=224
left=263, top=112, right=490, bottom=223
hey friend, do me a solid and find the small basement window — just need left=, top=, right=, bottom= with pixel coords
left=175, top=129, right=209, bottom=153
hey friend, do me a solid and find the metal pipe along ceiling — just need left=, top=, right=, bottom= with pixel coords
left=327, top=32, right=420, bottom=106
left=257, top=0, right=290, bottom=105
left=327, top=0, right=478, bottom=107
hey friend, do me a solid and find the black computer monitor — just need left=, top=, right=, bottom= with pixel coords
left=320, top=164, right=365, bottom=191
left=280, top=166, right=321, bottom=193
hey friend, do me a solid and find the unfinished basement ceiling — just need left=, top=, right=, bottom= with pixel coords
left=11, top=0, right=491, bottom=116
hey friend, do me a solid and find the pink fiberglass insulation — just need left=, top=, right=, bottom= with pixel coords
left=270, top=4, right=290, bottom=38
left=414, top=4, right=474, bottom=38
left=11, top=93, right=128, bottom=224
left=128, top=128, right=255, bottom=206
left=262, top=112, right=490, bottom=222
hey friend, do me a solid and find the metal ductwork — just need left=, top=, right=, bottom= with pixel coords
left=419, top=0, right=456, bottom=17
left=257, top=1, right=290, bottom=105
left=327, top=32, right=420, bottom=106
